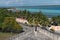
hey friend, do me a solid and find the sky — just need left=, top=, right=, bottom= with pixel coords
left=0, top=0, right=60, bottom=6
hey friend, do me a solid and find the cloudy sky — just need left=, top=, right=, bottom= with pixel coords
left=0, top=0, right=60, bottom=6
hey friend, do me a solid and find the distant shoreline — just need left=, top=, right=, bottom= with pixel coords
left=6, top=5, right=60, bottom=18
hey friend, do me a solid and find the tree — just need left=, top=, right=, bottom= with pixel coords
left=0, top=8, right=49, bottom=28
left=2, top=17, right=23, bottom=33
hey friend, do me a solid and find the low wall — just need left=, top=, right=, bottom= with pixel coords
left=38, top=27, right=60, bottom=40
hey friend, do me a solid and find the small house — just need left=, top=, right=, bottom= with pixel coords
left=16, top=18, right=29, bottom=24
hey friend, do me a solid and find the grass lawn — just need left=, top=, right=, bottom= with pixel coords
left=0, top=32, right=17, bottom=40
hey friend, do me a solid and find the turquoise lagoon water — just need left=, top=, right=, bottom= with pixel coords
left=16, top=6, right=60, bottom=18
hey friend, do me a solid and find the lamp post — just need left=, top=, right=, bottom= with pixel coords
left=33, top=18, right=38, bottom=31
left=35, top=26, right=37, bottom=31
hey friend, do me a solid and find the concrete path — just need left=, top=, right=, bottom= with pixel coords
left=9, top=24, right=52, bottom=40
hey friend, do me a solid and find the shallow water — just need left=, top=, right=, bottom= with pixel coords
left=16, top=6, right=60, bottom=18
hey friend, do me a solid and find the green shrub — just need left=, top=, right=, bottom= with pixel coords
left=50, top=29, right=55, bottom=33
left=2, top=17, right=23, bottom=33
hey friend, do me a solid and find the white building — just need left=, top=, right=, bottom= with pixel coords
left=49, top=26, right=60, bottom=31
left=7, top=9, right=14, bottom=11
left=16, top=18, right=29, bottom=24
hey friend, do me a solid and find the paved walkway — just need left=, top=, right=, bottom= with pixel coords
left=10, top=30, right=52, bottom=40
left=9, top=24, right=52, bottom=40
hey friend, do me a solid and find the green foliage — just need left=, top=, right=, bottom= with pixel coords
left=0, top=8, right=49, bottom=31
left=2, top=17, right=23, bottom=32
left=52, top=16, right=60, bottom=25
left=50, top=29, right=55, bottom=33
left=27, top=11, right=49, bottom=26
